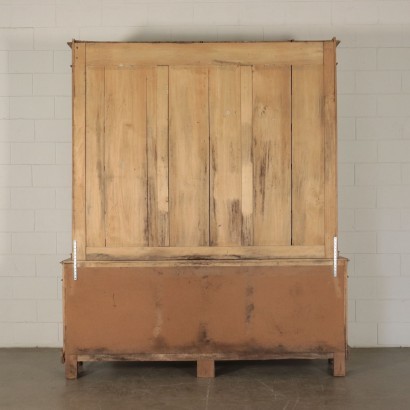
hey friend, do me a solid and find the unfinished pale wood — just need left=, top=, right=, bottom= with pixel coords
left=86, top=245, right=325, bottom=260
left=85, top=67, right=105, bottom=247
left=209, top=65, right=242, bottom=246
left=333, top=352, right=346, bottom=376
left=169, top=66, right=209, bottom=246
left=147, top=66, right=169, bottom=246
left=78, top=352, right=334, bottom=362
left=197, top=360, right=215, bottom=378
left=80, top=43, right=338, bottom=257
left=71, top=258, right=348, bottom=268
left=324, top=40, right=338, bottom=257
left=292, top=65, right=325, bottom=245
left=86, top=42, right=324, bottom=67
left=72, top=42, right=86, bottom=259
left=76, top=259, right=346, bottom=268
left=253, top=66, right=291, bottom=246
left=105, top=68, right=148, bottom=247
left=65, top=354, right=78, bottom=379
left=240, top=66, right=254, bottom=246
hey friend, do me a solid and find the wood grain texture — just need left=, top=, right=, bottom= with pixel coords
left=292, top=65, right=325, bottom=245
left=78, top=41, right=337, bottom=259
left=147, top=66, right=169, bottom=246
left=197, top=359, right=215, bottom=378
left=86, top=245, right=325, bottom=260
left=65, top=354, right=78, bottom=380
left=85, top=67, right=105, bottom=247
left=72, top=42, right=86, bottom=259
left=253, top=66, right=291, bottom=246
left=333, top=352, right=346, bottom=376
left=75, top=257, right=347, bottom=272
left=324, top=40, right=338, bottom=257
left=240, top=66, right=253, bottom=246
left=105, top=68, right=148, bottom=247
left=75, top=258, right=348, bottom=268
left=209, top=65, right=241, bottom=246
left=169, top=66, right=209, bottom=246
left=86, top=42, right=324, bottom=67
left=77, top=352, right=333, bottom=362
left=68, top=42, right=345, bottom=380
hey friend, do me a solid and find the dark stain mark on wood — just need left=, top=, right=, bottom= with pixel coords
left=153, top=335, right=168, bottom=350
left=246, top=303, right=254, bottom=323
left=198, top=323, right=211, bottom=345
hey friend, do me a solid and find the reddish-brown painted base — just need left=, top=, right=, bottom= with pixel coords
left=62, top=260, right=347, bottom=378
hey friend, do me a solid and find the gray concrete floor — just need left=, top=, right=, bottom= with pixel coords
left=0, top=348, right=409, bottom=409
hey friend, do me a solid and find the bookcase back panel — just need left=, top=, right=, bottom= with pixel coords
left=77, top=42, right=336, bottom=260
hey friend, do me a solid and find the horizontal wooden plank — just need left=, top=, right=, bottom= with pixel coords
left=86, top=246, right=325, bottom=260
left=77, top=352, right=333, bottom=362
left=86, top=42, right=323, bottom=67
left=71, top=258, right=347, bottom=268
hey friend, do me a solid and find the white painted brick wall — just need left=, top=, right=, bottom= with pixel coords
left=32, top=164, right=71, bottom=187
left=355, top=209, right=401, bottom=231
left=0, top=210, right=34, bottom=232
left=0, top=119, right=34, bottom=141
left=11, top=188, right=55, bottom=209
left=0, top=51, right=8, bottom=73
left=0, top=1, right=410, bottom=348
left=0, top=74, right=32, bottom=97
left=0, top=255, right=35, bottom=277
left=12, top=233, right=56, bottom=254
left=35, top=119, right=71, bottom=142
left=9, top=51, right=53, bottom=74
left=356, top=118, right=403, bottom=140
left=355, top=254, right=401, bottom=277
left=0, top=300, right=37, bottom=323
left=378, top=324, right=410, bottom=346
left=355, top=163, right=401, bottom=186
left=11, top=143, right=55, bottom=164
left=378, top=186, right=410, bottom=208
left=10, top=97, right=54, bottom=119
left=348, top=323, right=378, bottom=347
left=33, top=74, right=71, bottom=96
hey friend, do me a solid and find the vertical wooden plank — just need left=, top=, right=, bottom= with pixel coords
left=324, top=40, right=338, bottom=257
left=169, top=66, right=209, bottom=246
left=65, top=354, right=78, bottom=380
left=209, top=65, right=241, bottom=246
left=85, top=67, right=105, bottom=247
left=72, top=42, right=86, bottom=259
left=197, top=359, right=215, bottom=378
left=253, top=66, right=291, bottom=246
left=292, top=65, right=325, bottom=245
left=105, top=68, right=148, bottom=247
left=147, top=66, right=169, bottom=246
left=241, top=66, right=253, bottom=246
left=333, top=352, right=346, bottom=376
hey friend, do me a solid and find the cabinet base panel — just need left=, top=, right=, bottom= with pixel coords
left=63, top=261, right=347, bottom=379
left=64, top=352, right=346, bottom=379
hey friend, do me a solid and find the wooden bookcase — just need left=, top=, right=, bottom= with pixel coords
left=62, top=39, right=347, bottom=379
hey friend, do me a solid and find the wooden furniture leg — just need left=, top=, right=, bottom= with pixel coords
left=197, top=359, right=215, bottom=378
left=65, top=355, right=78, bottom=380
left=333, top=352, right=346, bottom=376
